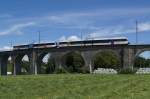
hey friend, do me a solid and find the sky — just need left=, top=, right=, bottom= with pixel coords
left=1, top=0, right=150, bottom=58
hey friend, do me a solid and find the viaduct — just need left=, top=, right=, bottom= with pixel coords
left=0, top=44, right=150, bottom=75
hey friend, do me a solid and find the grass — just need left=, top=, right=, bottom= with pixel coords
left=0, top=74, right=150, bottom=99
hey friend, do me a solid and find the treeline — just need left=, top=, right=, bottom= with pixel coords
left=134, top=56, right=150, bottom=68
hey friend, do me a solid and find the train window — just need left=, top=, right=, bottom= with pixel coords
left=29, top=44, right=34, bottom=48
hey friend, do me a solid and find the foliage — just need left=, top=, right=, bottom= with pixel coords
left=54, top=67, right=69, bottom=74
left=94, top=51, right=121, bottom=69
left=64, top=52, right=85, bottom=73
left=7, top=60, right=30, bottom=75
left=45, top=58, right=55, bottom=74
left=118, top=68, right=137, bottom=74
left=41, top=58, right=56, bottom=74
left=134, top=56, right=150, bottom=68
left=7, top=61, right=13, bottom=72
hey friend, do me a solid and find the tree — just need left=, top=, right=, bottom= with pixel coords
left=7, top=60, right=13, bottom=72
left=64, top=52, right=85, bottom=73
left=45, top=58, right=55, bottom=74
left=94, top=51, right=120, bottom=69
left=40, top=58, right=56, bottom=74
left=134, top=56, right=150, bottom=68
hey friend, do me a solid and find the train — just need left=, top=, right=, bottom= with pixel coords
left=13, top=42, right=56, bottom=50
left=13, top=37, right=129, bottom=50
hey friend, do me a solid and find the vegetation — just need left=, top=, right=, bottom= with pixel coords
left=63, top=52, right=85, bottom=73
left=54, top=67, right=69, bottom=74
left=7, top=52, right=150, bottom=75
left=7, top=61, right=13, bottom=73
left=134, top=56, right=150, bottom=68
left=41, top=58, right=56, bottom=74
left=94, top=51, right=121, bottom=69
left=118, top=68, right=137, bottom=74
left=0, top=74, right=150, bottom=99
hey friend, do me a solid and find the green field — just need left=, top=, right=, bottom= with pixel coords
left=0, top=74, right=150, bottom=99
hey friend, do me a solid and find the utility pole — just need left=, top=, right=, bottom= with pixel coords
left=81, top=32, right=83, bottom=46
left=9, top=41, right=13, bottom=50
left=9, top=41, right=13, bottom=75
left=37, top=30, right=41, bottom=74
left=81, top=32, right=83, bottom=41
left=38, top=31, right=41, bottom=44
left=136, top=20, right=138, bottom=45
left=135, top=20, right=139, bottom=69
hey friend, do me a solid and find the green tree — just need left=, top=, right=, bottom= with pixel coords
left=7, top=60, right=13, bottom=73
left=134, top=56, right=150, bottom=68
left=41, top=58, right=56, bottom=74
left=45, top=58, right=55, bottom=74
left=94, top=51, right=120, bottom=69
left=146, top=59, right=150, bottom=67
left=64, top=52, right=85, bottom=73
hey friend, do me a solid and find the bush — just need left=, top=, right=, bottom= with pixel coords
left=94, top=51, right=121, bottom=69
left=64, top=52, right=85, bottom=73
left=54, top=67, right=69, bottom=74
left=118, top=68, right=137, bottom=74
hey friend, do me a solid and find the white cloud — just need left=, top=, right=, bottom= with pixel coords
left=57, top=21, right=150, bottom=41
left=87, top=26, right=132, bottom=39
left=87, top=22, right=150, bottom=39
left=59, top=36, right=66, bottom=42
left=0, top=22, right=36, bottom=35
left=0, top=46, right=13, bottom=51
left=138, top=22, right=150, bottom=32
left=43, top=8, right=150, bottom=38
left=59, top=35, right=81, bottom=42
left=67, top=35, right=81, bottom=41
left=1, top=7, right=150, bottom=38
left=45, top=8, right=150, bottom=26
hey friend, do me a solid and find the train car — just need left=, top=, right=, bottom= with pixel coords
left=91, top=37, right=129, bottom=45
left=58, top=41, right=84, bottom=47
left=57, top=37, right=129, bottom=47
left=33, top=43, right=56, bottom=48
left=13, top=44, right=30, bottom=50
left=13, top=42, right=56, bottom=50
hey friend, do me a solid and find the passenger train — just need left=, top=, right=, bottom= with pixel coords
left=13, top=37, right=129, bottom=50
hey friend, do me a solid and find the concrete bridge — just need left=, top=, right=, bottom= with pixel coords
left=0, top=44, right=150, bottom=75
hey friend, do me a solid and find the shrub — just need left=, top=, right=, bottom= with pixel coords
left=54, top=67, right=69, bottom=74
left=118, top=68, right=137, bottom=74
left=94, top=51, right=121, bottom=69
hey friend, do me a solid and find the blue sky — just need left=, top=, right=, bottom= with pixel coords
left=1, top=0, right=150, bottom=56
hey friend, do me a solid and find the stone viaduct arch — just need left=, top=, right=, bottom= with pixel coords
left=14, top=53, right=31, bottom=75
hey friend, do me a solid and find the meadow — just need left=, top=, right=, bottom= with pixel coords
left=0, top=74, right=150, bottom=99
